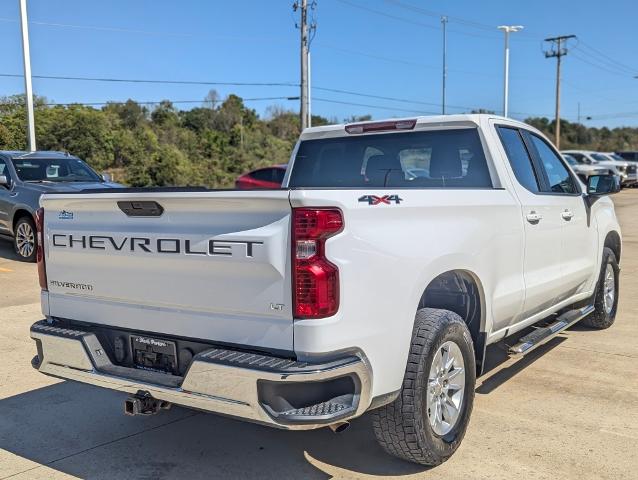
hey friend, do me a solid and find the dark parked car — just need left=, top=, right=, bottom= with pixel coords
left=235, top=165, right=286, bottom=189
left=0, top=151, right=121, bottom=261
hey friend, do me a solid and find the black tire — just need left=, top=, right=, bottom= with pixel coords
left=13, top=216, right=37, bottom=263
left=582, top=247, right=619, bottom=329
left=372, top=308, right=476, bottom=466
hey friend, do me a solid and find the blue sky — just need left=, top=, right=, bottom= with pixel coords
left=0, top=0, right=636, bottom=127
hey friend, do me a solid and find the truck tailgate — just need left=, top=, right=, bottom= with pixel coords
left=40, top=190, right=293, bottom=351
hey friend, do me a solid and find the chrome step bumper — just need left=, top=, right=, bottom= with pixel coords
left=30, top=320, right=372, bottom=430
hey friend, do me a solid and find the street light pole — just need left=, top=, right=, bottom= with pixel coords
left=19, top=0, right=36, bottom=151
left=441, top=16, right=447, bottom=115
left=497, top=25, right=524, bottom=118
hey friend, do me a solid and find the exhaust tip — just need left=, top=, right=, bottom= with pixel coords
left=328, top=421, right=350, bottom=433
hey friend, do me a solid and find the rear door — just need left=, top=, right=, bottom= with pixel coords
left=496, top=126, right=564, bottom=318
left=42, top=190, right=294, bottom=351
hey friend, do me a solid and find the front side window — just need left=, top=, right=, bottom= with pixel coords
left=497, top=126, right=539, bottom=193
left=527, top=134, right=578, bottom=194
left=289, top=128, right=492, bottom=189
left=591, top=153, right=612, bottom=163
left=11, top=157, right=102, bottom=183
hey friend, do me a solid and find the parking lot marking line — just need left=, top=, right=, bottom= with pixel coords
left=0, top=267, right=13, bottom=273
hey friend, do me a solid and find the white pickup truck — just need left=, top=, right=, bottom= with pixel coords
left=30, top=114, right=621, bottom=466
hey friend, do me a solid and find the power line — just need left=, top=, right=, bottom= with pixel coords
left=313, top=86, right=475, bottom=110
left=576, top=41, right=637, bottom=76
left=0, top=73, right=298, bottom=87
left=0, top=71, right=558, bottom=117
left=335, top=0, right=440, bottom=30
left=30, top=97, right=299, bottom=107
left=571, top=49, right=636, bottom=78
left=0, top=16, right=194, bottom=37
left=313, top=96, right=439, bottom=115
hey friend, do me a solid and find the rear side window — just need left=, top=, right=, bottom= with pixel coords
left=497, top=127, right=539, bottom=193
left=288, top=128, right=492, bottom=188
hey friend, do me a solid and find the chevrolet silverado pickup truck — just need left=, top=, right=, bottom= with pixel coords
left=30, top=115, right=621, bottom=466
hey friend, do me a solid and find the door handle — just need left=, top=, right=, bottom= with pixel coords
left=526, top=211, right=543, bottom=224
left=561, top=209, right=574, bottom=221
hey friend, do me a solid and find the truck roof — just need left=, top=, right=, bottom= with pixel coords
left=299, top=113, right=531, bottom=140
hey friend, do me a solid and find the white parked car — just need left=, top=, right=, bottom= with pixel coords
left=562, top=150, right=637, bottom=187
left=562, top=153, right=610, bottom=183
left=30, top=115, right=621, bottom=466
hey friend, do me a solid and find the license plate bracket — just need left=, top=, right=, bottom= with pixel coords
left=131, top=335, right=178, bottom=375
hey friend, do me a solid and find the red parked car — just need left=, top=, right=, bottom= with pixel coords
left=235, top=165, right=287, bottom=189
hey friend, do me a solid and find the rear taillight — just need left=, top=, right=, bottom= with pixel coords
left=35, top=207, right=47, bottom=291
left=292, top=208, right=343, bottom=319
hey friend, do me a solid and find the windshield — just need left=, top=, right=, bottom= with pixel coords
left=591, top=153, right=610, bottom=162
left=563, top=155, right=577, bottom=166
left=11, top=157, right=102, bottom=183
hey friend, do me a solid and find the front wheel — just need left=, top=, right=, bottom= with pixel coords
left=14, top=216, right=37, bottom=262
left=372, top=308, right=476, bottom=466
left=582, top=247, right=619, bottom=329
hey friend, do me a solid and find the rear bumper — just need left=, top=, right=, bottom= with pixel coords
left=30, top=320, right=372, bottom=430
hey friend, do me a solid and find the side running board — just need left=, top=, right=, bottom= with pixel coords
left=509, top=304, right=595, bottom=355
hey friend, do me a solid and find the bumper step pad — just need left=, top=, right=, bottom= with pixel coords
left=281, top=401, right=349, bottom=417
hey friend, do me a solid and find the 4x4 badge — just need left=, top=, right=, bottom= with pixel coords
left=358, top=194, right=403, bottom=205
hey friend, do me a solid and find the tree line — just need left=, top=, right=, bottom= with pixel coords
left=0, top=93, right=636, bottom=188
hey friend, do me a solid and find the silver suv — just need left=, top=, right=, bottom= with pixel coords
left=0, top=151, right=121, bottom=261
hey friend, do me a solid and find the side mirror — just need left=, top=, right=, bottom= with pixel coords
left=587, top=174, right=620, bottom=195
left=0, top=175, right=8, bottom=187
left=102, top=172, right=112, bottom=182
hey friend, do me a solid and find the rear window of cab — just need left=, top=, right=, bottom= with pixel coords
left=288, top=128, right=492, bottom=189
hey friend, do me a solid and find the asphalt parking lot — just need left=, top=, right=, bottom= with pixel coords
left=1, top=193, right=637, bottom=480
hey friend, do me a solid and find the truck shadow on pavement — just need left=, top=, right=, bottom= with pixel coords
left=0, top=380, right=427, bottom=479
left=476, top=336, right=566, bottom=395
left=0, top=239, right=20, bottom=261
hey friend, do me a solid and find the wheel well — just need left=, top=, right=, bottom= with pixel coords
left=418, top=270, right=486, bottom=374
left=12, top=209, right=34, bottom=232
left=604, top=231, right=621, bottom=263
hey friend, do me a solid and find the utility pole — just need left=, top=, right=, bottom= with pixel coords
left=544, top=34, right=575, bottom=149
left=577, top=101, right=581, bottom=124
left=19, top=0, right=36, bottom=151
left=441, top=16, right=447, bottom=115
left=295, top=0, right=311, bottom=130
left=497, top=25, right=524, bottom=118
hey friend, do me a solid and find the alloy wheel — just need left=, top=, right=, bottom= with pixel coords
left=426, top=340, right=466, bottom=436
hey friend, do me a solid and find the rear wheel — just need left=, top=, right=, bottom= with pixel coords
left=582, top=247, right=619, bottom=329
left=372, top=308, right=476, bottom=466
left=14, top=216, right=37, bottom=262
